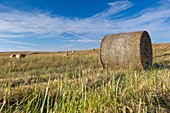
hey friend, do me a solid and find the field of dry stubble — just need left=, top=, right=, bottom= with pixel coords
left=0, top=43, right=169, bottom=113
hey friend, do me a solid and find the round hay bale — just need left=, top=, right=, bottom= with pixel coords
left=65, top=54, right=68, bottom=56
left=10, top=54, right=16, bottom=58
left=100, top=31, right=152, bottom=70
left=72, top=50, right=76, bottom=53
left=16, top=54, right=26, bottom=58
left=29, top=51, right=37, bottom=54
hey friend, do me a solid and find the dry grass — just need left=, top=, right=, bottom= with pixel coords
left=0, top=44, right=169, bottom=113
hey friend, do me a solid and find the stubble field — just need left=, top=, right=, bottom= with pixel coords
left=0, top=43, right=170, bottom=113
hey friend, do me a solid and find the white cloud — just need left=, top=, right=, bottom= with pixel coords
left=0, top=0, right=134, bottom=41
left=0, top=38, right=35, bottom=46
left=0, top=46, right=36, bottom=52
left=70, top=39, right=100, bottom=43
left=91, top=0, right=133, bottom=18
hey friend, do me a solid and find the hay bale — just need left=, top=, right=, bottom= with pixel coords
left=72, top=50, right=76, bottom=53
left=16, top=54, right=26, bottom=58
left=100, top=31, right=153, bottom=70
left=10, top=54, right=16, bottom=58
left=64, top=54, right=69, bottom=57
left=29, top=51, right=37, bottom=54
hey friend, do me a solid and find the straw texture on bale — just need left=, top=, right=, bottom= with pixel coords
left=100, top=31, right=153, bottom=70
left=16, top=54, right=26, bottom=58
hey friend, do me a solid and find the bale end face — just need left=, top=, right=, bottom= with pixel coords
left=140, top=31, right=153, bottom=69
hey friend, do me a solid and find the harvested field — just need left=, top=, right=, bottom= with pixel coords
left=0, top=43, right=169, bottom=113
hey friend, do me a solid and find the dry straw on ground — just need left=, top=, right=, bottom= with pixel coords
left=100, top=31, right=153, bottom=70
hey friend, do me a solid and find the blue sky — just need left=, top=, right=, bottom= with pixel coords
left=0, top=0, right=170, bottom=51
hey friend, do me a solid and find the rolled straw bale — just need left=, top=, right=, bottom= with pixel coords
left=64, top=54, right=69, bottom=57
left=16, top=54, right=26, bottom=58
left=100, top=31, right=152, bottom=70
left=72, top=50, right=76, bottom=53
left=10, top=54, right=16, bottom=58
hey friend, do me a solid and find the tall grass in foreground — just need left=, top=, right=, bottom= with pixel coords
left=0, top=48, right=169, bottom=113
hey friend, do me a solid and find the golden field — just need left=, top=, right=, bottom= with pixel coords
left=0, top=43, right=169, bottom=113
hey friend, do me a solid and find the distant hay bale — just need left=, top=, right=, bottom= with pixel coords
left=29, top=51, right=37, bottom=54
left=92, top=48, right=95, bottom=50
left=16, top=54, right=26, bottom=58
left=100, top=31, right=153, bottom=70
left=10, top=54, right=16, bottom=58
left=65, top=51, right=69, bottom=53
left=64, top=54, right=69, bottom=57
left=72, top=50, right=76, bottom=53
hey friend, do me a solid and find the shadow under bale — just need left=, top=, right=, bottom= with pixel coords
left=144, top=92, right=170, bottom=113
left=153, top=60, right=170, bottom=69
